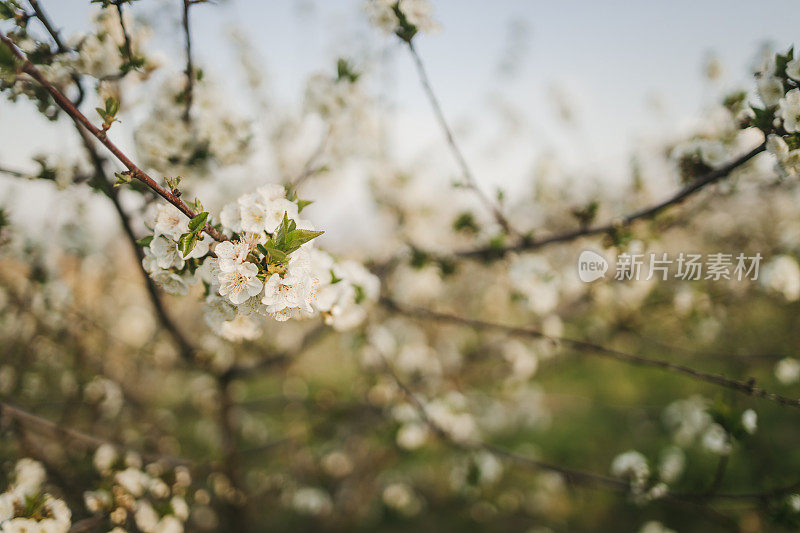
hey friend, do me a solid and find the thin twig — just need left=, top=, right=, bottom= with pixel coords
left=0, top=30, right=225, bottom=241
left=0, top=166, right=27, bottom=178
left=0, top=401, right=189, bottom=466
left=407, top=41, right=518, bottom=236
left=381, top=297, right=800, bottom=409
left=453, top=142, right=766, bottom=260
left=27, top=0, right=85, bottom=106
left=181, top=0, right=194, bottom=122
left=287, top=126, right=330, bottom=191
left=113, top=0, right=135, bottom=66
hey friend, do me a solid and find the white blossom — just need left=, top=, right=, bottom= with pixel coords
left=758, top=76, right=785, bottom=107
left=741, top=409, right=757, bottom=434
left=93, top=444, right=118, bottom=475
left=778, top=88, right=800, bottom=132
left=766, top=134, right=790, bottom=161
left=786, top=57, right=800, bottom=81
left=217, top=262, right=263, bottom=305
left=611, top=450, right=649, bottom=492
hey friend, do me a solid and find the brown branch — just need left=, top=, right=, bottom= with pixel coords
left=28, top=0, right=67, bottom=52
left=0, top=30, right=225, bottom=241
left=75, top=126, right=197, bottom=364
left=454, top=142, right=767, bottom=260
left=380, top=297, right=800, bottom=409
left=407, top=41, right=518, bottom=236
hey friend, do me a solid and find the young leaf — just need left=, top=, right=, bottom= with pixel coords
left=272, top=212, right=290, bottom=248
left=263, top=246, right=288, bottom=265
left=178, top=232, right=198, bottom=258
left=297, top=199, right=313, bottom=212
left=188, top=211, right=209, bottom=233
left=285, top=229, right=324, bottom=249
left=105, top=97, right=119, bottom=117
left=136, top=235, right=154, bottom=247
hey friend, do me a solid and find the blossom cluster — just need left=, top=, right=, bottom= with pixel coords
left=84, top=445, right=190, bottom=533
left=756, top=48, right=800, bottom=176
left=0, top=458, right=71, bottom=533
left=141, top=185, right=379, bottom=340
left=71, top=8, right=155, bottom=80
left=134, top=77, right=251, bottom=176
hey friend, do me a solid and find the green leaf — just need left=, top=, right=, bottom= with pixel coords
left=178, top=232, right=198, bottom=258
left=136, top=235, right=154, bottom=247
left=105, top=97, right=119, bottom=117
left=297, top=199, right=313, bottom=212
left=188, top=211, right=209, bottom=233
left=284, top=229, right=324, bottom=252
left=263, top=246, right=288, bottom=265
left=272, top=212, right=290, bottom=247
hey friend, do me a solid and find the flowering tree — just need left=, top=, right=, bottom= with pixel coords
left=2, top=1, right=800, bottom=532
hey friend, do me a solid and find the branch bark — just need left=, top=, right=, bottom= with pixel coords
left=0, top=29, right=225, bottom=242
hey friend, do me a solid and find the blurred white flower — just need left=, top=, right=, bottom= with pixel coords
left=741, top=409, right=757, bottom=434
left=778, top=88, right=800, bottom=132
left=775, top=357, right=800, bottom=385
left=758, top=76, right=784, bottom=107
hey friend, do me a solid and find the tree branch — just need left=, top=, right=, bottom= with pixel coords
left=454, top=142, right=766, bottom=260
left=0, top=401, right=190, bottom=466
left=380, top=297, right=800, bottom=409
left=75, top=126, right=197, bottom=364
left=0, top=29, right=225, bottom=241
